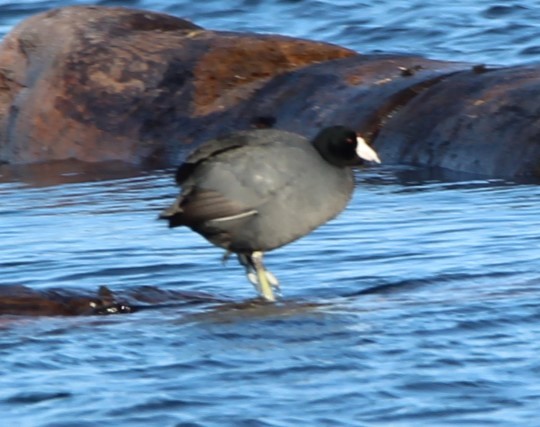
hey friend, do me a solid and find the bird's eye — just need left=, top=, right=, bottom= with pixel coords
left=345, top=138, right=355, bottom=144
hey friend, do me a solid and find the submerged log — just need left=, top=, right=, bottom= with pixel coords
left=0, top=284, right=226, bottom=317
left=0, top=285, right=133, bottom=316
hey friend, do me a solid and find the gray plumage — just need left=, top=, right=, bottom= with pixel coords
left=160, top=126, right=380, bottom=301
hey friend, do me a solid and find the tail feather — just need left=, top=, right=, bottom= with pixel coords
left=158, top=197, right=186, bottom=228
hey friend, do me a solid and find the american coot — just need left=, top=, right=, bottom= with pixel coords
left=160, top=126, right=380, bottom=301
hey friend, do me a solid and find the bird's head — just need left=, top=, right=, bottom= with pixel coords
left=312, top=125, right=381, bottom=167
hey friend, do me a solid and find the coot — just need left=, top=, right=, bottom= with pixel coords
left=160, top=126, right=380, bottom=301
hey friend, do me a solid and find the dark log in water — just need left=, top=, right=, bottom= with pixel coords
left=0, top=284, right=229, bottom=316
left=0, top=285, right=133, bottom=316
left=0, top=6, right=539, bottom=177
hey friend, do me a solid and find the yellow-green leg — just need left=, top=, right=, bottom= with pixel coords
left=237, top=252, right=278, bottom=302
left=251, top=251, right=275, bottom=302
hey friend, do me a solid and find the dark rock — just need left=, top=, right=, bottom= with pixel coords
left=225, top=54, right=468, bottom=144
left=0, top=284, right=226, bottom=317
left=0, top=284, right=131, bottom=316
left=375, top=65, right=540, bottom=177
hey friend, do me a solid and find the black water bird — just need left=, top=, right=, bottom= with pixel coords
left=160, top=126, right=381, bottom=301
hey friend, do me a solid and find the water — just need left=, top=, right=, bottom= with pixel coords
left=2, top=164, right=540, bottom=425
left=2, top=0, right=540, bottom=65
left=2, top=1, right=540, bottom=426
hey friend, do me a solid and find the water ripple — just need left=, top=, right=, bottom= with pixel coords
left=1, top=0, right=540, bottom=424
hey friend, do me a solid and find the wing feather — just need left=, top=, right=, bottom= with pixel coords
left=161, top=188, right=257, bottom=227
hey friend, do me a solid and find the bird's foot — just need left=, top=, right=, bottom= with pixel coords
left=238, top=252, right=279, bottom=302
left=247, top=270, right=279, bottom=289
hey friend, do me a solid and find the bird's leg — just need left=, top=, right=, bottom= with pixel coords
left=222, top=250, right=232, bottom=265
left=251, top=251, right=276, bottom=302
left=237, top=252, right=279, bottom=302
left=237, top=253, right=258, bottom=286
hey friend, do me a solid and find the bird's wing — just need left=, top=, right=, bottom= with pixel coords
left=189, top=137, right=316, bottom=204
left=175, top=129, right=304, bottom=185
left=175, top=187, right=257, bottom=226
left=175, top=132, right=256, bottom=185
left=170, top=129, right=318, bottom=228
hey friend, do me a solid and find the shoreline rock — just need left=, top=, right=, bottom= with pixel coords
left=0, top=6, right=354, bottom=166
left=0, top=5, right=539, bottom=178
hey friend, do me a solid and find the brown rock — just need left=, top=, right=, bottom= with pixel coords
left=0, top=5, right=355, bottom=165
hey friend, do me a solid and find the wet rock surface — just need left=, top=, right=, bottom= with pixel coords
left=375, top=65, right=540, bottom=177
left=0, top=284, right=228, bottom=317
left=0, top=5, right=354, bottom=166
left=0, top=285, right=132, bottom=316
left=0, top=5, right=539, bottom=178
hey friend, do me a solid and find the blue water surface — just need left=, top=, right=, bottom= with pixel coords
left=2, top=0, right=540, bottom=65
left=1, top=1, right=540, bottom=426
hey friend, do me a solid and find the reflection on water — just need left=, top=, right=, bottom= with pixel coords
left=0, top=160, right=151, bottom=187
left=1, top=161, right=540, bottom=425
